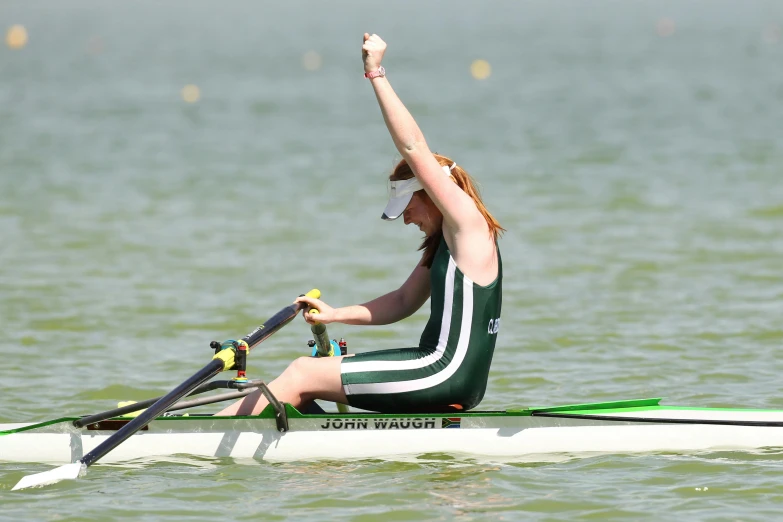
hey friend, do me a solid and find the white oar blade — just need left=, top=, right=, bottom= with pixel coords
left=12, top=462, right=85, bottom=491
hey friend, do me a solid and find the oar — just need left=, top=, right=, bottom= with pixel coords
left=12, top=289, right=319, bottom=491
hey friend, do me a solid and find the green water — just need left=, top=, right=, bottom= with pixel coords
left=2, top=0, right=783, bottom=519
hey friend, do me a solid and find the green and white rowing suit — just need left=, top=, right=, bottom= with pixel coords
left=341, top=236, right=502, bottom=413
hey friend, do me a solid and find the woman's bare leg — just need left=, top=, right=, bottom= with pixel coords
left=215, top=356, right=347, bottom=416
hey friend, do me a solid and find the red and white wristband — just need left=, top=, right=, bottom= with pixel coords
left=364, top=66, right=385, bottom=79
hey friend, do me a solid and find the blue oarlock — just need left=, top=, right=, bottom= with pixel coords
left=311, top=339, right=340, bottom=358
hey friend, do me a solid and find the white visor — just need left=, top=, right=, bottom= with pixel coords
left=381, top=164, right=455, bottom=221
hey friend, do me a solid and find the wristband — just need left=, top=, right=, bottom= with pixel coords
left=364, top=66, right=385, bottom=79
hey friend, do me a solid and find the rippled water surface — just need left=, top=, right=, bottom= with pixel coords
left=1, top=0, right=783, bottom=519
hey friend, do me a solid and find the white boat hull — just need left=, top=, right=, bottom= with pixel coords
left=5, top=402, right=783, bottom=464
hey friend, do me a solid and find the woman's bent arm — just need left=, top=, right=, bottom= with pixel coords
left=297, top=263, right=431, bottom=326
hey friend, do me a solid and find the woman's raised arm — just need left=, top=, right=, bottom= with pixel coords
left=362, top=34, right=481, bottom=232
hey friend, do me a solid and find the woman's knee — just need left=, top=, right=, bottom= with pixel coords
left=283, top=356, right=314, bottom=381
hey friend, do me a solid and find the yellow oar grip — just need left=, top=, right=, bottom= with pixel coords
left=212, top=347, right=236, bottom=371
left=304, top=289, right=322, bottom=324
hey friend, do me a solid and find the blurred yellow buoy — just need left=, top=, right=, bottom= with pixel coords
left=181, top=84, right=201, bottom=103
left=6, top=25, right=28, bottom=49
left=470, top=59, right=492, bottom=80
left=302, top=50, right=322, bottom=71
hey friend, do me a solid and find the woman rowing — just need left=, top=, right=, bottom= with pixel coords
left=218, top=34, right=503, bottom=415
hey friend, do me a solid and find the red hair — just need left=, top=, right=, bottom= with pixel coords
left=390, top=154, right=505, bottom=268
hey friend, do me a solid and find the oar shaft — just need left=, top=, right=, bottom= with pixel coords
left=75, top=397, right=160, bottom=428
left=79, top=358, right=225, bottom=468
left=241, top=290, right=319, bottom=350
left=167, top=389, right=253, bottom=411
left=73, top=379, right=261, bottom=428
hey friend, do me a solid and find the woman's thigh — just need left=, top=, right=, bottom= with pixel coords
left=275, top=355, right=347, bottom=404
left=340, top=347, right=473, bottom=413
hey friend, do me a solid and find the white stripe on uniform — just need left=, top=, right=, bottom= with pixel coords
left=342, top=257, right=456, bottom=376
left=343, top=260, right=474, bottom=396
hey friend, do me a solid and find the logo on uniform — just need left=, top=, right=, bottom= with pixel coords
left=487, top=317, right=501, bottom=334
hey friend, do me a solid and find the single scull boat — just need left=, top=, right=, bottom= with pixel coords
left=8, top=290, right=783, bottom=490
left=4, top=397, right=783, bottom=465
